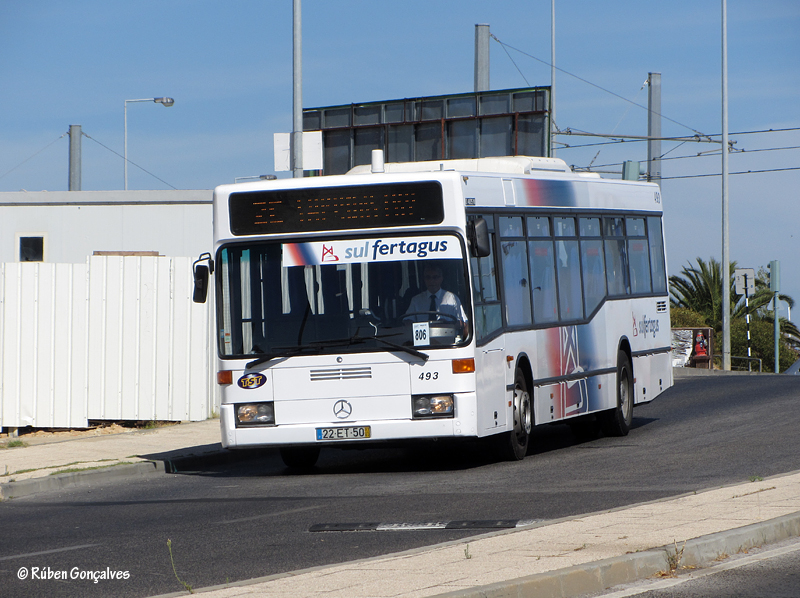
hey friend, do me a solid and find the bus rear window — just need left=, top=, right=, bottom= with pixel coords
left=229, top=181, right=444, bottom=235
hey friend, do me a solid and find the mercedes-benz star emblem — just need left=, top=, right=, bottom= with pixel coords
left=333, top=399, right=352, bottom=419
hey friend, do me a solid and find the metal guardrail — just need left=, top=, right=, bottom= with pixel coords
left=730, top=356, right=763, bottom=372
left=711, top=355, right=763, bottom=372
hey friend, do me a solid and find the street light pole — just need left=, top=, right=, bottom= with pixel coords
left=124, top=97, right=175, bottom=190
left=292, top=0, right=303, bottom=178
left=721, top=0, right=731, bottom=370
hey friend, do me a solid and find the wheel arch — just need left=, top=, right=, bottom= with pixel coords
left=515, top=352, right=534, bottom=394
left=515, top=352, right=535, bottom=425
left=617, top=336, right=633, bottom=373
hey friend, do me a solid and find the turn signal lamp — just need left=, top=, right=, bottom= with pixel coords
left=451, top=358, right=475, bottom=374
left=217, top=370, right=233, bottom=385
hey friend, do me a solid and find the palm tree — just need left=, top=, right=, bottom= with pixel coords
left=669, top=257, right=729, bottom=332
left=670, top=257, right=799, bottom=365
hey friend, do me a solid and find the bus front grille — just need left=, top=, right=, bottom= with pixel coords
left=310, top=367, right=372, bottom=381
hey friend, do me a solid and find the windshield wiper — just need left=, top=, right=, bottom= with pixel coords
left=245, top=336, right=363, bottom=369
left=368, top=334, right=429, bottom=361
left=245, top=346, right=322, bottom=369
left=245, top=333, right=428, bottom=369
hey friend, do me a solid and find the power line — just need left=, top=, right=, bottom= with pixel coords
left=661, top=166, right=800, bottom=180
left=0, top=129, right=179, bottom=190
left=0, top=132, right=68, bottom=181
left=82, top=132, right=177, bottom=190
left=490, top=34, right=710, bottom=139
left=495, top=37, right=531, bottom=87
left=587, top=144, right=800, bottom=170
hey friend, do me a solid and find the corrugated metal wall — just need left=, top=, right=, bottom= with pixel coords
left=0, top=257, right=217, bottom=428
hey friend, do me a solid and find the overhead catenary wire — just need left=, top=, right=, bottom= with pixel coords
left=587, top=144, right=800, bottom=170
left=660, top=166, right=800, bottom=180
left=81, top=132, right=178, bottom=190
left=490, top=34, right=711, bottom=140
left=559, top=127, right=800, bottom=151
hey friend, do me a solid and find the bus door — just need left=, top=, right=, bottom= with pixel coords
left=469, top=214, right=507, bottom=434
left=476, top=337, right=507, bottom=433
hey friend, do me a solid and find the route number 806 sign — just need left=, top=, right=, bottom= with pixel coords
left=412, top=322, right=430, bottom=347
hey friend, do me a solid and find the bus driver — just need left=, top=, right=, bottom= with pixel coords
left=404, top=264, right=467, bottom=325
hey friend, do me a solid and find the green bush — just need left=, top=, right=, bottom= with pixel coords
left=670, top=307, right=708, bottom=328
left=730, top=318, right=798, bottom=372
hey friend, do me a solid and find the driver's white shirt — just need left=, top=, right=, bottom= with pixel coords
left=404, top=288, right=467, bottom=323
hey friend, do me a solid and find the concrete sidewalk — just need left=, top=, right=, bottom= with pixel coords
left=1, top=411, right=799, bottom=598
left=0, top=419, right=223, bottom=497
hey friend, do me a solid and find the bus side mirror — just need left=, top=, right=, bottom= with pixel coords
left=468, top=217, right=491, bottom=258
left=193, top=253, right=214, bottom=304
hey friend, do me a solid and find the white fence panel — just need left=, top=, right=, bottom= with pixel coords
left=1, top=257, right=216, bottom=429
left=0, top=263, right=88, bottom=428
left=85, top=256, right=215, bottom=423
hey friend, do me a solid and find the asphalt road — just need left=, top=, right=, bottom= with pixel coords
left=1, top=374, right=799, bottom=598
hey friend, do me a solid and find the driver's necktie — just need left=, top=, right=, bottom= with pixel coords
left=429, top=294, right=437, bottom=321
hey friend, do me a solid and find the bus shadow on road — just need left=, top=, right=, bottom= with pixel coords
left=160, top=417, right=659, bottom=478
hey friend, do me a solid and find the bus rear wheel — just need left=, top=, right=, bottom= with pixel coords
left=601, top=351, right=633, bottom=437
left=498, top=368, right=532, bottom=461
left=280, top=446, right=321, bottom=469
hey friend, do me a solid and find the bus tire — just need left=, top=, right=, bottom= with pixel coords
left=601, top=351, right=633, bottom=437
left=498, top=368, right=532, bottom=461
left=280, top=446, right=321, bottom=469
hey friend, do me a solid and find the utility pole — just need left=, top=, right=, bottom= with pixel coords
left=551, top=0, right=556, bottom=157
left=292, top=0, right=303, bottom=178
left=474, top=24, right=490, bottom=92
left=68, top=124, right=81, bottom=191
left=721, top=0, right=731, bottom=370
left=647, top=73, right=661, bottom=184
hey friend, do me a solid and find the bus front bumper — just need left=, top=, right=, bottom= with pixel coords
left=219, top=394, right=478, bottom=449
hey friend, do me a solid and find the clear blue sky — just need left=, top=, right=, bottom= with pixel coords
left=2, top=1, right=799, bottom=319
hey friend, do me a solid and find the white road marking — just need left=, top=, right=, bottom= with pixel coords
left=0, top=544, right=100, bottom=562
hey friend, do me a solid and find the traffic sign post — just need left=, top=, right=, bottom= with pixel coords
left=734, top=268, right=755, bottom=368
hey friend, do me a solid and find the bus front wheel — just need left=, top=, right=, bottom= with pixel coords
left=498, top=368, right=532, bottom=461
left=280, top=446, right=321, bottom=469
left=601, top=351, right=633, bottom=437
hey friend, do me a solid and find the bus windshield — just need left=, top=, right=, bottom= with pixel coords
left=217, top=233, right=472, bottom=358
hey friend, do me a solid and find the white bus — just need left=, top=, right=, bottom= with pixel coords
left=193, top=154, right=672, bottom=467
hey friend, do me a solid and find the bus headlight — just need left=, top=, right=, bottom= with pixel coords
left=236, top=402, right=275, bottom=426
left=412, top=395, right=454, bottom=418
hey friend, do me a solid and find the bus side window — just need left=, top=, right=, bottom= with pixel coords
left=604, top=217, right=629, bottom=296
left=626, top=217, right=651, bottom=294
left=469, top=215, right=502, bottom=341
left=556, top=239, right=583, bottom=320
left=529, top=240, right=558, bottom=324
left=647, top=216, right=668, bottom=293
left=580, top=239, right=605, bottom=315
left=499, top=217, right=532, bottom=327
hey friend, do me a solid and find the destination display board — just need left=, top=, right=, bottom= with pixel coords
left=229, top=181, right=444, bottom=235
